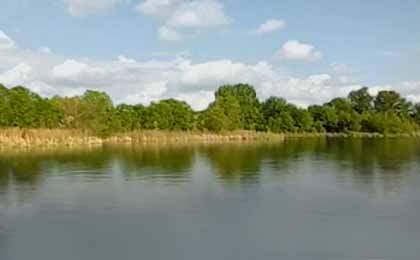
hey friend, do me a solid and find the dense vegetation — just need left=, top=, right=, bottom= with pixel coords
left=1, top=83, right=419, bottom=136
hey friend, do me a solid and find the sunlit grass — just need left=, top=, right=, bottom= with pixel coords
left=1, top=128, right=420, bottom=149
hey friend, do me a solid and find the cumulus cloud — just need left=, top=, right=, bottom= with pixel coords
left=159, top=26, right=183, bottom=42
left=2, top=33, right=420, bottom=111
left=52, top=59, right=106, bottom=84
left=64, top=0, right=122, bottom=16
left=275, top=40, right=322, bottom=61
left=123, top=81, right=168, bottom=105
left=166, top=1, right=231, bottom=28
left=0, top=31, right=15, bottom=50
left=135, top=0, right=231, bottom=41
left=0, top=63, right=32, bottom=86
left=175, top=91, right=215, bottom=111
left=250, top=19, right=286, bottom=35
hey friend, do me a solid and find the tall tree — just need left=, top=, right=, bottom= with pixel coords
left=374, top=90, right=412, bottom=117
left=348, top=87, right=373, bottom=114
left=143, top=99, right=195, bottom=130
left=0, top=84, right=10, bottom=126
left=215, top=84, right=263, bottom=130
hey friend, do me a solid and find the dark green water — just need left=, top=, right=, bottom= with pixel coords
left=1, top=139, right=420, bottom=260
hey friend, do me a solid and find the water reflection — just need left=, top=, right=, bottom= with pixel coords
left=0, top=138, right=419, bottom=199
left=112, top=145, right=195, bottom=183
left=1, top=139, right=420, bottom=260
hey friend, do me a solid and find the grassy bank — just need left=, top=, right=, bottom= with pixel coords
left=0, top=128, right=286, bottom=148
left=1, top=128, right=420, bottom=149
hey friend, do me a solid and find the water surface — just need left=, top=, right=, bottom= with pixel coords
left=1, top=139, right=420, bottom=260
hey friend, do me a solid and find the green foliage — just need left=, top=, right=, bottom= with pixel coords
left=374, top=90, right=412, bottom=117
left=7, top=87, right=38, bottom=127
left=0, top=82, right=419, bottom=135
left=214, top=84, right=264, bottom=130
left=308, top=105, right=338, bottom=132
left=326, top=98, right=361, bottom=132
left=0, top=84, right=10, bottom=126
left=198, top=105, right=231, bottom=132
left=361, top=112, right=416, bottom=134
left=114, top=104, right=145, bottom=132
left=262, top=97, right=299, bottom=132
left=349, top=87, right=373, bottom=113
left=143, top=99, right=195, bottom=131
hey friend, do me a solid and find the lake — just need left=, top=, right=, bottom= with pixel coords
left=1, top=139, right=420, bottom=260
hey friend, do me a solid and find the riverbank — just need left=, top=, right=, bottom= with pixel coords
left=1, top=128, right=420, bottom=149
left=0, top=129, right=285, bottom=148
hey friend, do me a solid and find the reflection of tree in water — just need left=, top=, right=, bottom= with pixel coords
left=264, top=139, right=327, bottom=170
left=110, top=144, right=195, bottom=183
left=0, top=148, right=111, bottom=207
left=0, top=139, right=419, bottom=200
left=317, top=138, right=420, bottom=196
left=198, top=143, right=266, bottom=184
left=199, top=138, right=420, bottom=195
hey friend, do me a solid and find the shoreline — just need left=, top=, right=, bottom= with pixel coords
left=1, top=128, right=420, bottom=149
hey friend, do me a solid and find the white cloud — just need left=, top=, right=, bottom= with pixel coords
left=159, top=26, right=183, bottom=42
left=175, top=91, right=215, bottom=111
left=275, top=40, right=322, bottom=61
left=370, top=81, right=420, bottom=103
left=52, top=59, right=105, bottom=83
left=0, top=31, right=15, bottom=50
left=166, top=1, right=231, bottom=28
left=250, top=19, right=286, bottom=35
left=0, top=63, right=32, bottom=86
left=116, top=55, right=136, bottom=64
left=135, top=0, right=176, bottom=16
left=178, top=59, right=247, bottom=87
left=64, top=0, right=122, bottom=16
left=39, top=47, right=52, bottom=54
left=2, top=35, right=420, bottom=111
left=330, top=63, right=357, bottom=84
left=123, top=81, right=168, bottom=105
left=135, top=0, right=231, bottom=41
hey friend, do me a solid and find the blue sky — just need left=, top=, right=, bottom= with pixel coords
left=1, top=0, right=420, bottom=110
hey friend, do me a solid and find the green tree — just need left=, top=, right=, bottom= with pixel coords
left=7, top=86, right=41, bottom=127
left=114, top=104, right=145, bottom=131
left=143, top=99, right=195, bottom=130
left=34, top=98, right=63, bottom=128
left=308, top=105, right=339, bottom=132
left=413, top=103, right=420, bottom=126
left=326, top=98, right=361, bottom=132
left=81, top=90, right=115, bottom=135
left=0, top=84, right=10, bottom=126
left=374, top=90, right=412, bottom=117
left=215, top=84, right=263, bottom=130
left=349, top=87, right=373, bottom=114
left=262, top=97, right=297, bottom=132
left=198, top=105, right=231, bottom=132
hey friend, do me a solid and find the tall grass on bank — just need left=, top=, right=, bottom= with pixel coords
left=2, top=128, right=420, bottom=149
left=0, top=128, right=285, bottom=148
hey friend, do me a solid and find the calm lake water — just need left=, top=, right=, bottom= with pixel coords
left=1, top=139, right=420, bottom=260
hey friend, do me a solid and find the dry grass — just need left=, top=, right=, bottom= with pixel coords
left=0, top=128, right=285, bottom=149
left=0, top=128, right=102, bottom=148
left=2, top=128, right=420, bottom=149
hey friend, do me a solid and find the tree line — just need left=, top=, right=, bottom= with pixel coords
left=1, top=83, right=420, bottom=135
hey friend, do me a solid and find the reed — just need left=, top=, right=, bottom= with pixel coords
left=1, top=128, right=420, bottom=149
left=0, top=128, right=286, bottom=148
